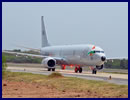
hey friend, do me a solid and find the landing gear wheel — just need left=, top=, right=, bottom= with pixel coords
left=95, top=70, right=97, bottom=74
left=92, top=70, right=94, bottom=74
left=75, top=67, right=78, bottom=73
left=48, top=68, right=51, bottom=71
left=79, top=67, right=82, bottom=73
left=92, top=68, right=97, bottom=74
left=52, top=68, right=55, bottom=71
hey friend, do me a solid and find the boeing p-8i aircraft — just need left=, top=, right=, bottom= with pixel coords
left=3, top=16, right=127, bottom=74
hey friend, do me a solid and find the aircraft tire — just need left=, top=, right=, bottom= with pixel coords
left=92, top=68, right=97, bottom=74
left=52, top=68, right=55, bottom=71
left=92, top=70, right=94, bottom=74
left=93, top=68, right=97, bottom=74
left=75, top=67, right=78, bottom=73
left=48, top=68, right=51, bottom=71
left=79, top=67, right=82, bottom=73
left=94, top=70, right=97, bottom=74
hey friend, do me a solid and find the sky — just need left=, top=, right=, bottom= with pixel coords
left=2, top=2, right=128, bottom=58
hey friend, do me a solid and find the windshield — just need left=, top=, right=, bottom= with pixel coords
left=93, top=51, right=104, bottom=53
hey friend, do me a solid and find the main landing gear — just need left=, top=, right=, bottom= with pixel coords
left=48, top=68, right=55, bottom=71
left=75, top=67, right=82, bottom=73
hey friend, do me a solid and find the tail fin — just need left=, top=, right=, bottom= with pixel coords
left=41, top=16, right=50, bottom=47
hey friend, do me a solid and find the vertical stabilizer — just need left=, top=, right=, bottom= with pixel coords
left=41, top=16, right=49, bottom=47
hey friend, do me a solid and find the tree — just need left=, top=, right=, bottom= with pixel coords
left=120, top=59, right=128, bottom=69
left=13, top=49, right=21, bottom=52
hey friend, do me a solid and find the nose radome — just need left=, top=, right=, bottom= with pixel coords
left=101, top=56, right=106, bottom=61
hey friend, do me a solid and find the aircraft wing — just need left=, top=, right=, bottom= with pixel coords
left=13, top=44, right=41, bottom=52
left=2, top=50, right=46, bottom=58
left=2, top=50, right=68, bottom=64
left=107, top=57, right=128, bottom=60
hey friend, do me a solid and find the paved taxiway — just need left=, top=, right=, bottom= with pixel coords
left=7, top=66, right=128, bottom=85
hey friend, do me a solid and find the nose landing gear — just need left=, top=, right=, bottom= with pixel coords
left=89, top=66, right=97, bottom=74
left=92, top=68, right=97, bottom=74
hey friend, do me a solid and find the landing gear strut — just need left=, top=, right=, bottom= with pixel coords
left=75, top=67, right=82, bottom=73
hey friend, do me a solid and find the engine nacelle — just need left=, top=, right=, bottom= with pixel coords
left=42, top=57, right=56, bottom=68
left=96, top=64, right=104, bottom=70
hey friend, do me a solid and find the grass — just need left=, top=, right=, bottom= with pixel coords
left=2, top=71, right=128, bottom=98
left=48, top=72, right=63, bottom=78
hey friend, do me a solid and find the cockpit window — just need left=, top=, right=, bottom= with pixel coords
left=93, top=51, right=104, bottom=53
left=100, top=51, right=104, bottom=53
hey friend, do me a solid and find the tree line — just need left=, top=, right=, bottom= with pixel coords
left=104, top=59, right=128, bottom=69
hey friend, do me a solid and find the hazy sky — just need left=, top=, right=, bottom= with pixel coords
left=2, top=2, right=128, bottom=58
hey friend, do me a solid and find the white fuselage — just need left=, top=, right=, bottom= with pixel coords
left=40, top=44, right=106, bottom=67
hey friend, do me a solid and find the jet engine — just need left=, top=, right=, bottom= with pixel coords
left=96, top=64, right=104, bottom=70
left=42, top=57, right=56, bottom=68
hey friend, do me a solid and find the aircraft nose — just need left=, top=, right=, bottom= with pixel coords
left=101, top=56, right=106, bottom=61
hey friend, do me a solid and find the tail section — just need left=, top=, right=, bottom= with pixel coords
left=41, top=16, right=50, bottom=47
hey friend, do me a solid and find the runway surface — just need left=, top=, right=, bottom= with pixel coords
left=7, top=66, right=128, bottom=85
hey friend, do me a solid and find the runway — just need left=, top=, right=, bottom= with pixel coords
left=7, top=66, right=128, bottom=85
